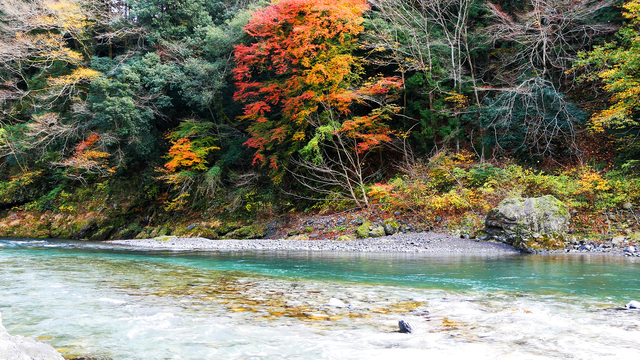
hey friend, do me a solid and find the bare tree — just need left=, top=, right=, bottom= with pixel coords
left=367, top=0, right=480, bottom=106
left=485, top=0, right=618, bottom=86
left=289, top=128, right=376, bottom=208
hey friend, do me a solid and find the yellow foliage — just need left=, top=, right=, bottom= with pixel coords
left=444, top=92, right=469, bottom=110
left=37, top=1, right=89, bottom=32
left=575, top=170, right=610, bottom=195
left=49, top=67, right=100, bottom=87
left=292, top=131, right=306, bottom=141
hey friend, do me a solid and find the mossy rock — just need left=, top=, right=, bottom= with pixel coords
left=486, top=195, right=569, bottom=251
left=303, top=226, right=314, bottom=233
left=355, top=221, right=372, bottom=239
left=89, top=225, right=115, bottom=241
left=383, top=218, right=399, bottom=235
left=154, top=235, right=176, bottom=242
left=368, top=226, right=386, bottom=238
left=224, top=223, right=266, bottom=239
left=119, top=222, right=143, bottom=239
left=193, top=227, right=219, bottom=240
left=215, top=221, right=243, bottom=236
left=287, top=234, right=310, bottom=241
left=337, top=235, right=355, bottom=241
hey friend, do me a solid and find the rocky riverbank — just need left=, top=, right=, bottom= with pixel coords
left=110, top=233, right=521, bottom=254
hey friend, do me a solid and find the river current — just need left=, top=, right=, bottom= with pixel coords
left=1, top=238, right=639, bottom=359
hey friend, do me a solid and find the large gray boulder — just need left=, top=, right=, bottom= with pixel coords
left=485, top=195, right=570, bottom=251
left=0, top=313, right=64, bottom=360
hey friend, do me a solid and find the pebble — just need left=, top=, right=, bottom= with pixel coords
left=109, top=233, right=521, bottom=254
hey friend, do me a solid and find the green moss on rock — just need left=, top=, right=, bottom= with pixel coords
left=355, top=221, right=371, bottom=239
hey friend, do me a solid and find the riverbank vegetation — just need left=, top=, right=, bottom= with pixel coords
left=1, top=0, right=640, bottom=243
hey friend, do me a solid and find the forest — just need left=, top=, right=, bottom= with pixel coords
left=1, top=0, right=639, bottom=242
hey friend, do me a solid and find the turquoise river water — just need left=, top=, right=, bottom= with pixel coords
left=1, top=238, right=639, bottom=359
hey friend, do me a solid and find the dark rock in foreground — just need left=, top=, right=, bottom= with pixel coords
left=398, top=320, right=413, bottom=333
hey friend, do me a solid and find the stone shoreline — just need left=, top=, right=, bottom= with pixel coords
left=110, top=233, right=522, bottom=254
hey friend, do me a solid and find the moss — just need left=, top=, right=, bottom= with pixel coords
left=303, top=226, right=314, bottom=233
left=154, top=235, right=176, bottom=242
left=224, top=223, right=266, bottom=239
left=193, top=227, right=219, bottom=239
left=119, top=222, right=143, bottom=239
left=214, top=221, right=243, bottom=236
left=287, top=234, right=310, bottom=241
left=355, top=221, right=371, bottom=239
left=368, top=226, right=386, bottom=238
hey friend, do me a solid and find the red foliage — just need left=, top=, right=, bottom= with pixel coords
left=233, top=0, right=402, bottom=174
left=74, top=133, right=100, bottom=154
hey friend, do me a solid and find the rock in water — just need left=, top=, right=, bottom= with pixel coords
left=626, top=300, right=640, bottom=309
left=485, top=195, right=570, bottom=251
left=398, top=320, right=413, bottom=333
left=0, top=312, right=64, bottom=360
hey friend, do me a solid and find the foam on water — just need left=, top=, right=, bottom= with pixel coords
left=0, top=239, right=639, bottom=359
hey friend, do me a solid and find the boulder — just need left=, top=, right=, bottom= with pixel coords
left=383, top=218, right=399, bottom=236
left=0, top=313, right=64, bottom=360
left=355, top=221, right=371, bottom=239
left=368, top=226, right=386, bottom=238
left=611, top=235, right=625, bottom=246
left=485, top=195, right=570, bottom=251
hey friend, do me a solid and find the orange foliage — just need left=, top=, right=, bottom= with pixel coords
left=60, top=134, right=113, bottom=175
left=164, top=138, right=202, bottom=172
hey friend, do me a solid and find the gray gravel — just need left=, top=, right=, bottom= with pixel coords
left=109, top=233, right=521, bottom=254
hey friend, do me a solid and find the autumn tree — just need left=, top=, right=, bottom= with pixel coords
left=0, top=0, right=101, bottom=175
left=233, top=0, right=402, bottom=194
left=156, top=120, right=220, bottom=210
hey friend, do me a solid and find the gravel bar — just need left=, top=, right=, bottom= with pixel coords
left=109, top=233, right=521, bottom=254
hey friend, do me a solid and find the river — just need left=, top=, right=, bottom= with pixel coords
left=1, top=238, right=639, bottom=359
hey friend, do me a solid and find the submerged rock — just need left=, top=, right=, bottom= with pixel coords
left=485, top=195, right=570, bottom=251
left=0, top=312, right=64, bottom=360
left=398, top=320, right=413, bottom=333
